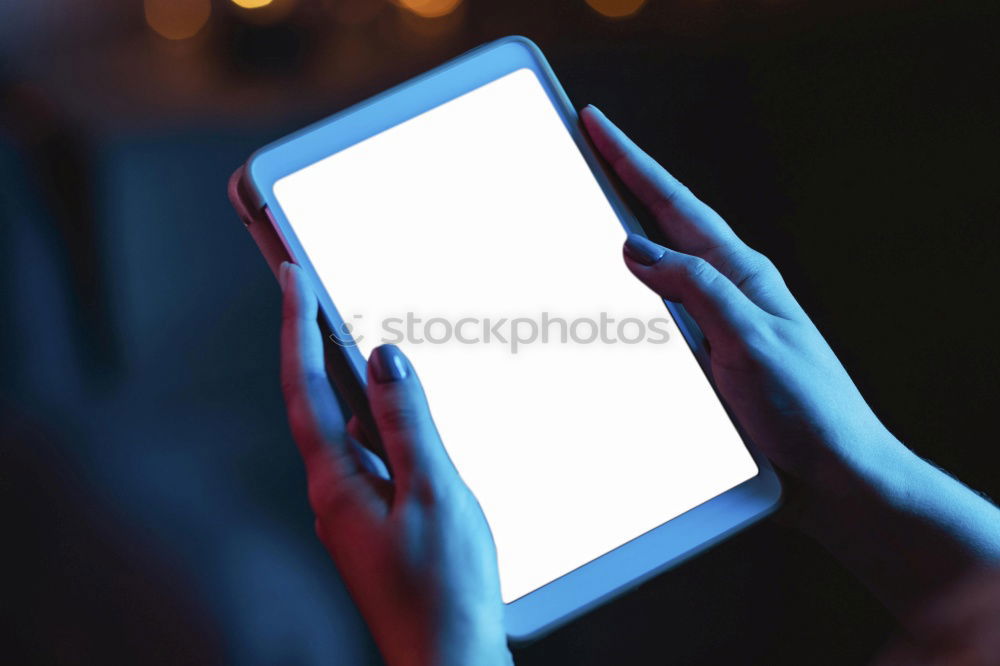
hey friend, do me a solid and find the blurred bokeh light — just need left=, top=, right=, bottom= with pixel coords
left=396, top=0, right=463, bottom=19
left=585, top=0, right=647, bottom=19
left=229, top=0, right=298, bottom=25
left=144, top=0, right=212, bottom=40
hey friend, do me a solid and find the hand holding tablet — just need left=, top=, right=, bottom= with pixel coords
left=270, top=103, right=877, bottom=663
left=279, top=264, right=511, bottom=666
left=235, top=36, right=1000, bottom=662
left=233, top=38, right=780, bottom=639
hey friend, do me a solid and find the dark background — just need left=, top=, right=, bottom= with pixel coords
left=1, top=1, right=997, bottom=663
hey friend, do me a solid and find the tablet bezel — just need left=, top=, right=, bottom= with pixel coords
left=242, top=35, right=782, bottom=642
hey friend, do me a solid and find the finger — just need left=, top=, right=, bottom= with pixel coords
left=347, top=416, right=391, bottom=480
left=622, top=234, right=767, bottom=345
left=280, top=262, right=376, bottom=510
left=581, top=104, right=738, bottom=255
left=583, top=105, right=804, bottom=320
left=365, top=344, right=461, bottom=503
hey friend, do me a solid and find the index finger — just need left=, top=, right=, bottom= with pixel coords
left=279, top=262, right=363, bottom=484
left=581, top=105, right=740, bottom=256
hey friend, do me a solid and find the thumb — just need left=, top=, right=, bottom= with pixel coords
left=366, top=344, right=461, bottom=503
left=622, top=233, right=763, bottom=344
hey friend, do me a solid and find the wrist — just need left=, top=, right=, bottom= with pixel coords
left=779, top=429, right=1000, bottom=617
left=779, top=427, right=913, bottom=538
left=436, top=631, right=512, bottom=666
left=379, top=613, right=512, bottom=666
left=382, top=639, right=512, bottom=666
left=435, top=610, right=512, bottom=666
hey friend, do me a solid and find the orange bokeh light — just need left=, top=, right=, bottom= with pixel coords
left=585, top=0, right=647, bottom=19
left=231, top=0, right=274, bottom=7
left=144, top=0, right=211, bottom=40
left=395, top=0, right=463, bottom=19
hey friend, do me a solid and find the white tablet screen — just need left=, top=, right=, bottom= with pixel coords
left=273, top=68, right=758, bottom=602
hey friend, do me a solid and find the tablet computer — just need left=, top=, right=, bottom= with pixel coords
left=229, top=36, right=781, bottom=642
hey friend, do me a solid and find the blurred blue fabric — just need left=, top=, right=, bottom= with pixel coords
left=1, top=131, right=382, bottom=664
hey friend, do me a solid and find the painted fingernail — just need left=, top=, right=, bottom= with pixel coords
left=623, top=234, right=666, bottom=266
left=279, top=261, right=291, bottom=290
left=370, top=345, right=409, bottom=384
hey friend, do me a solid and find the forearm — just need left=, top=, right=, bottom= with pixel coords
left=794, top=431, right=1000, bottom=623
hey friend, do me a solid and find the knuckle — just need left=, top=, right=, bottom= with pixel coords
left=724, top=245, right=785, bottom=294
left=651, top=169, right=692, bottom=208
left=742, top=248, right=781, bottom=282
left=376, top=401, right=427, bottom=435
left=408, top=472, right=469, bottom=516
left=307, top=476, right=353, bottom=518
left=408, top=472, right=450, bottom=509
left=682, top=255, right=719, bottom=288
left=738, top=317, right=782, bottom=364
left=671, top=181, right=694, bottom=204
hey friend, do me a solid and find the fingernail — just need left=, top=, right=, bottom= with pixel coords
left=581, top=104, right=603, bottom=122
left=624, top=234, right=666, bottom=266
left=370, top=345, right=409, bottom=384
left=279, top=261, right=291, bottom=290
